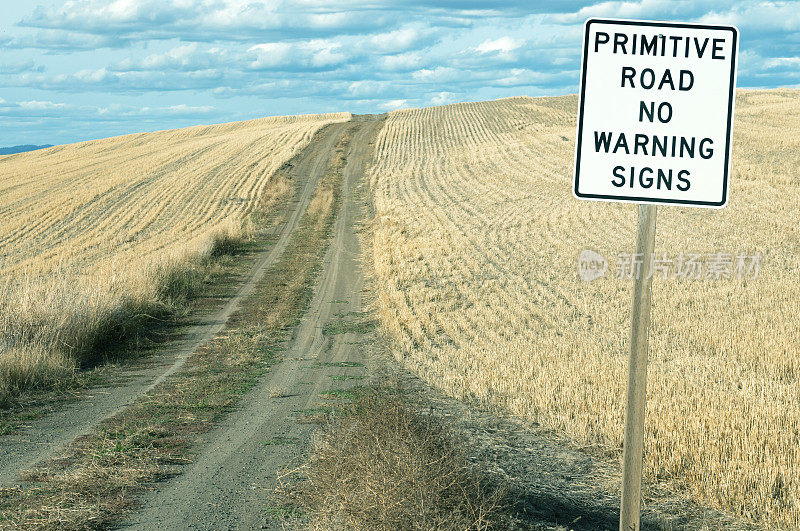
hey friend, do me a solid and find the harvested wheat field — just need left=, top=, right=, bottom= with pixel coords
left=367, top=89, right=800, bottom=528
left=0, top=112, right=349, bottom=400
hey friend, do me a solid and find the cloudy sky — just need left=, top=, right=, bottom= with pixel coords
left=1, top=1, right=798, bottom=146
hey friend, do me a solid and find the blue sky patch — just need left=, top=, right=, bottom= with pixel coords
left=1, top=1, right=798, bottom=145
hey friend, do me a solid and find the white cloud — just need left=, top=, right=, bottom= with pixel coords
left=556, top=0, right=714, bottom=23
left=698, top=2, right=800, bottom=31
left=19, top=100, right=68, bottom=110
left=25, top=0, right=195, bottom=29
left=412, top=66, right=460, bottom=82
left=475, top=36, right=523, bottom=55
left=430, top=91, right=456, bottom=105
left=0, top=61, right=44, bottom=75
left=96, top=103, right=216, bottom=118
left=72, top=68, right=116, bottom=83
left=116, top=43, right=229, bottom=71
left=379, top=99, right=409, bottom=110
left=307, top=11, right=351, bottom=29
left=20, top=0, right=389, bottom=43
left=247, top=43, right=293, bottom=68
left=0, top=98, right=78, bottom=118
left=0, top=29, right=126, bottom=51
left=105, top=0, right=143, bottom=20
left=764, top=57, right=800, bottom=68
left=143, top=104, right=215, bottom=115
left=369, top=27, right=427, bottom=54
left=348, top=80, right=385, bottom=98
left=492, top=68, right=575, bottom=88
left=19, top=100, right=67, bottom=111
left=310, top=41, right=346, bottom=67
left=381, top=51, right=423, bottom=71
left=248, top=39, right=346, bottom=69
left=558, top=0, right=800, bottom=33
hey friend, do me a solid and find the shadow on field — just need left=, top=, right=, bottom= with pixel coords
left=508, top=487, right=619, bottom=530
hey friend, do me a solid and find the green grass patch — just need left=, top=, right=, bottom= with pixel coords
left=311, top=361, right=364, bottom=368
left=319, top=387, right=366, bottom=400
left=263, top=437, right=298, bottom=446
left=293, top=406, right=337, bottom=416
left=329, top=375, right=364, bottom=381
left=321, top=311, right=377, bottom=336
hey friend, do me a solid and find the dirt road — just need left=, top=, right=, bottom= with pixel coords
left=0, top=121, right=349, bottom=487
left=123, top=117, right=384, bottom=529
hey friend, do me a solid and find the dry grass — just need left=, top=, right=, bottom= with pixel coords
left=269, top=386, right=290, bottom=398
left=291, top=386, right=505, bottom=530
left=0, top=130, right=348, bottom=529
left=0, top=112, right=349, bottom=403
left=366, top=89, right=800, bottom=528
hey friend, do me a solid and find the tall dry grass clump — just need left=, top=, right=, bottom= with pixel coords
left=366, top=90, right=800, bottom=527
left=296, top=387, right=504, bottom=530
left=0, top=113, right=349, bottom=404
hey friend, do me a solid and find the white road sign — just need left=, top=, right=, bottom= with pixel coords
left=574, top=19, right=738, bottom=208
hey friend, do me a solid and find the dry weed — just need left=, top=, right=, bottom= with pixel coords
left=294, top=386, right=505, bottom=530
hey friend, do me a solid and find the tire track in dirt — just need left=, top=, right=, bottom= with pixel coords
left=0, top=122, right=350, bottom=487
left=122, top=116, right=385, bottom=530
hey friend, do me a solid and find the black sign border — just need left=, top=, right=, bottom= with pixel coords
left=573, top=18, right=738, bottom=207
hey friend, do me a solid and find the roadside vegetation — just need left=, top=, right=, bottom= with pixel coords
left=285, top=384, right=506, bottom=530
left=0, top=112, right=349, bottom=406
left=0, top=222, right=249, bottom=408
left=0, top=131, right=350, bottom=529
